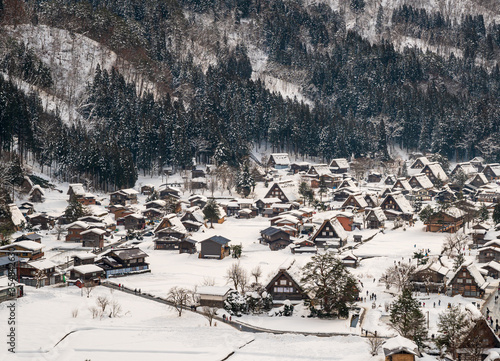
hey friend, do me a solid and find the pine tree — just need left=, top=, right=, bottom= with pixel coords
left=436, top=305, right=472, bottom=356
left=389, top=288, right=427, bottom=348
left=236, top=161, right=255, bottom=198
left=493, top=204, right=500, bottom=225
left=64, top=200, right=90, bottom=223
left=203, top=199, right=220, bottom=228
left=478, top=203, right=489, bottom=222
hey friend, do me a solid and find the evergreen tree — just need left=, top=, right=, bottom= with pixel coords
left=203, top=199, right=220, bottom=228
left=318, top=177, right=328, bottom=202
left=236, top=161, right=255, bottom=198
left=436, top=305, right=472, bottom=356
left=492, top=203, right=500, bottom=225
left=478, top=203, right=489, bottom=222
left=389, top=288, right=427, bottom=348
left=64, top=200, right=90, bottom=223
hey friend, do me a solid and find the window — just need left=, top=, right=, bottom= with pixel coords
left=280, top=280, right=287, bottom=286
left=466, top=279, right=472, bottom=284
left=457, top=279, right=463, bottom=283
left=322, top=231, right=326, bottom=236
left=462, top=272, right=467, bottom=277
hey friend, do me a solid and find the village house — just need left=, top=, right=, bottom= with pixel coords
left=264, top=182, right=297, bottom=203
left=329, top=158, right=350, bottom=174
left=335, top=212, right=354, bottom=231
left=383, top=174, right=397, bottom=185
left=96, top=247, right=150, bottom=277
left=70, top=264, right=105, bottom=285
left=291, top=239, right=317, bottom=254
left=197, top=286, right=233, bottom=308
left=67, top=183, right=86, bottom=202
left=142, top=208, right=164, bottom=221
left=410, top=156, right=430, bottom=169
left=421, top=162, right=449, bottom=185
left=341, top=194, right=368, bottom=212
left=26, top=213, right=55, bottom=230
left=255, top=197, right=282, bottom=214
left=199, top=236, right=231, bottom=259
left=383, top=335, right=421, bottom=361
left=29, top=185, right=45, bottom=203
left=189, top=194, right=207, bottom=208
left=408, top=174, right=434, bottom=190
left=268, top=153, right=290, bottom=169
left=73, top=253, right=96, bottom=266
left=107, top=205, right=134, bottom=220
left=380, top=193, right=414, bottom=221
left=447, top=263, right=488, bottom=298
left=155, top=214, right=187, bottom=235
left=21, top=176, right=33, bottom=193
left=424, top=207, right=465, bottom=233
left=154, top=237, right=181, bottom=250
left=0, top=241, right=44, bottom=260
left=364, top=194, right=378, bottom=208
left=15, top=232, right=42, bottom=243
left=289, top=162, right=310, bottom=174
left=339, top=252, right=359, bottom=268
left=411, top=262, right=449, bottom=294
left=140, top=184, right=154, bottom=195
left=470, top=223, right=489, bottom=247
left=123, top=213, right=146, bottom=230
left=110, top=188, right=139, bottom=205
left=480, top=261, right=500, bottom=279
left=260, top=227, right=291, bottom=251
left=0, top=276, right=23, bottom=302
left=478, top=245, right=500, bottom=264
left=180, top=207, right=205, bottom=232
left=7, top=204, right=26, bottom=231
left=392, top=178, right=412, bottom=195
left=18, top=259, right=62, bottom=287
left=265, top=268, right=308, bottom=303
left=451, top=162, right=477, bottom=177
left=78, top=193, right=97, bottom=206
left=65, top=221, right=89, bottom=242
left=159, top=185, right=181, bottom=201
left=310, top=218, right=348, bottom=249
left=179, top=238, right=197, bottom=254
left=365, top=207, right=387, bottom=229
left=455, top=318, right=500, bottom=361
left=81, top=228, right=106, bottom=248
left=482, top=163, right=500, bottom=181
left=18, top=201, right=34, bottom=216
left=367, top=172, right=382, bottom=183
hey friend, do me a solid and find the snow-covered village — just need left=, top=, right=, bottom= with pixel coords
left=1, top=149, right=500, bottom=361
left=2, top=0, right=500, bottom=360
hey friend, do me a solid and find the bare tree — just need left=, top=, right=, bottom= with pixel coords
left=201, top=276, right=216, bottom=286
left=54, top=225, right=64, bottom=241
left=84, top=283, right=95, bottom=298
left=442, top=232, right=469, bottom=258
left=96, top=296, right=110, bottom=312
left=71, top=308, right=79, bottom=318
left=89, top=306, right=100, bottom=319
left=381, top=262, right=416, bottom=292
left=167, top=286, right=190, bottom=317
left=35, top=269, right=45, bottom=289
left=201, top=306, right=218, bottom=326
left=366, top=335, right=384, bottom=356
left=226, top=262, right=248, bottom=294
left=110, top=300, right=122, bottom=318
left=251, top=266, right=262, bottom=284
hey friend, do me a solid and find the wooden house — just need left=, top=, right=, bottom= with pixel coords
left=145, top=200, right=167, bottom=210
left=260, top=227, right=291, bottom=251
left=78, top=193, right=97, bottom=206
left=199, top=236, right=231, bottom=259
left=123, top=213, right=146, bottom=230
left=81, top=228, right=105, bottom=248
left=28, top=185, right=45, bottom=203
left=455, top=318, right=500, bottom=361
left=339, top=253, right=359, bottom=268
left=447, top=263, right=488, bottom=298
left=154, top=237, right=181, bottom=250
left=255, top=197, right=281, bottom=214
left=310, top=218, right=347, bottom=249
left=7, top=204, right=26, bottom=231
left=238, top=208, right=256, bottom=219
left=142, top=208, right=164, bottom=221
left=15, top=232, right=42, bottom=243
left=307, top=164, right=332, bottom=179
left=290, top=162, right=310, bottom=174
left=188, top=194, right=207, bottom=208
left=27, top=213, right=55, bottom=230
left=380, top=193, right=414, bottom=221
left=365, top=207, right=387, bottom=229
left=197, top=286, right=233, bottom=308
left=367, top=172, right=382, bottom=183
left=421, top=162, right=449, bottom=185
left=18, top=202, right=34, bottom=216
left=383, top=335, right=420, bottom=361
left=67, top=183, right=86, bottom=202
left=337, top=178, right=357, bottom=190
left=0, top=276, right=23, bottom=302
left=70, top=264, right=105, bottom=285
left=478, top=246, right=500, bottom=264
left=291, top=239, right=317, bottom=254
left=18, top=259, right=62, bottom=287
left=265, top=268, right=308, bottom=303
left=410, top=156, right=430, bottom=169
left=155, top=214, right=187, bottom=235
left=364, top=194, right=378, bottom=208
left=159, top=185, right=181, bottom=201
left=73, top=253, right=96, bottom=266
left=341, top=194, right=368, bottom=212
left=110, top=188, right=139, bottom=205
left=96, top=247, right=150, bottom=277
left=268, top=153, right=290, bottom=169
left=470, top=223, right=489, bottom=247
left=329, top=158, right=350, bottom=174
left=425, top=207, right=465, bottom=233
left=65, top=221, right=88, bottom=242
left=336, top=212, right=354, bottom=231
left=179, top=238, right=197, bottom=254
left=180, top=207, right=205, bottom=232
left=411, top=262, right=449, bottom=294
left=482, top=164, right=500, bottom=181
left=408, top=174, right=434, bottom=190
left=0, top=241, right=44, bottom=260
left=264, top=182, right=297, bottom=203
left=141, top=184, right=154, bottom=195
left=480, top=261, right=500, bottom=279
left=451, top=162, right=477, bottom=177
left=383, top=174, right=397, bottom=185
left=21, top=176, right=33, bottom=193
left=392, top=178, right=412, bottom=195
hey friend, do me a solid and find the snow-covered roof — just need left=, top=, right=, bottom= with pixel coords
left=410, top=156, right=430, bottom=168
left=29, top=185, right=45, bottom=196
left=197, top=286, right=232, bottom=297
left=270, top=153, right=290, bottom=166
left=66, top=221, right=89, bottom=229
left=482, top=261, right=500, bottom=273
left=9, top=204, right=26, bottom=226
left=309, top=164, right=332, bottom=177
left=0, top=240, right=44, bottom=251
left=68, top=183, right=85, bottom=196
left=484, top=164, right=500, bottom=177
left=28, top=259, right=56, bottom=270
left=393, top=178, right=412, bottom=192
left=119, top=188, right=139, bottom=195
left=410, top=174, right=434, bottom=189
left=442, top=206, right=466, bottom=219
left=366, top=207, right=387, bottom=221
left=329, top=158, right=349, bottom=169
left=146, top=200, right=167, bottom=208
left=448, top=262, right=488, bottom=290
left=453, top=162, right=477, bottom=176
left=124, top=213, right=144, bottom=220
left=386, top=193, right=414, bottom=214
left=81, top=228, right=106, bottom=236
left=383, top=335, right=420, bottom=357
left=73, top=252, right=96, bottom=260
left=467, top=173, right=489, bottom=186
left=423, top=162, right=449, bottom=182
left=73, top=264, right=104, bottom=274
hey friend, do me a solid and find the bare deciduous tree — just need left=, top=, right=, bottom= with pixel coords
left=96, top=296, right=110, bottom=312
left=110, top=300, right=122, bottom=318
left=366, top=335, right=384, bottom=356
left=89, top=306, right=100, bottom=319
left=167, top=286, right=190, bottom=317
left=251, top=266, right=262, bottom=284
left=201, top=276, right=215, bottom=286
left=226, top=262, right=248, bottom=294
left=201, top=306, right=218, bottom=326
left=84, top=283, right=94, bottom=298
left=381, top=262, right=416, bottom=292
left=442, top=232, right=469, bottom=258
left=71, top=308, right=79, bottom=318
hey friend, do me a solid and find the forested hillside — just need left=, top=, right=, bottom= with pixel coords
left=0, top=0, right=499, bottom=191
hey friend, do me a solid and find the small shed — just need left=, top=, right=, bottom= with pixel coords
left=383, top=335, right=421, bottom=361
left=197, top=286, right=233, bottom=308
left=199, top=236, right=231, bottom=259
